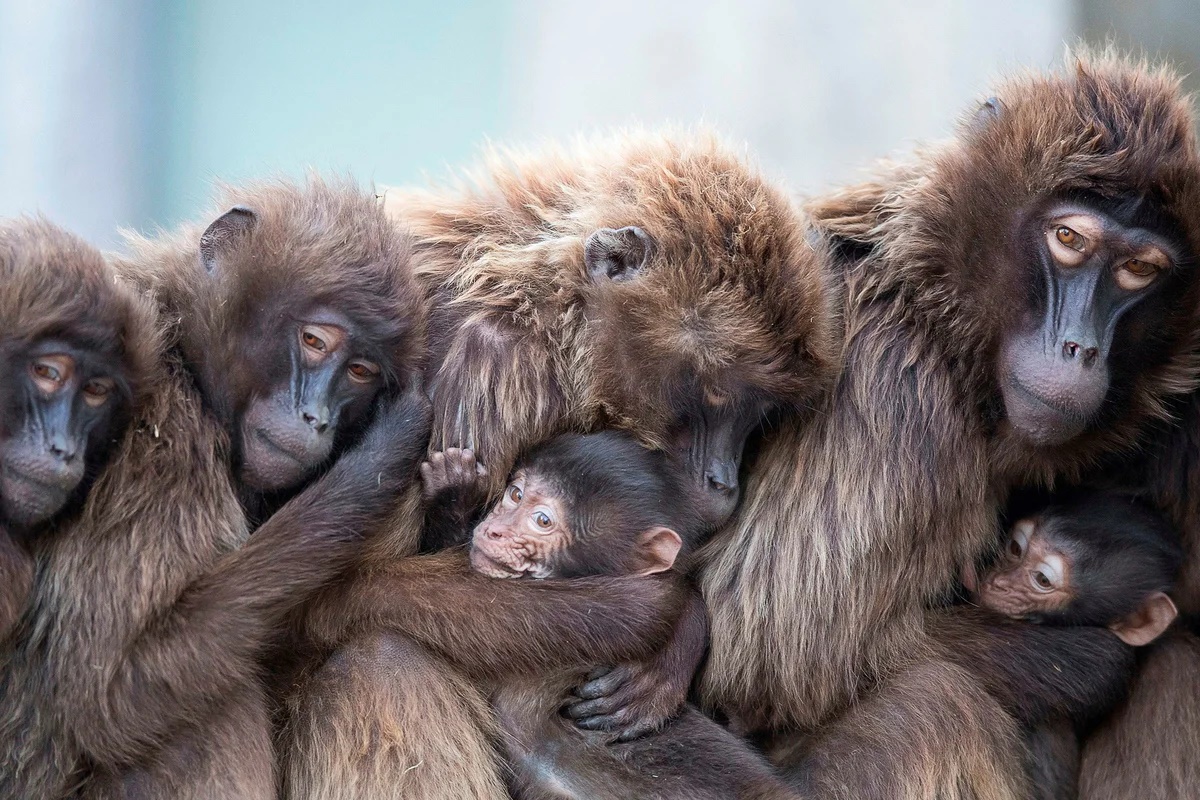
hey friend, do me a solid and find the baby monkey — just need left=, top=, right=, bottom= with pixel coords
left=962, top=491, right=1181, bottom=800
left=421, top=431, right=704, bottom=579
left=422, top=432, right=789, bottom=799
left=968, top=492, right=1180, bottom=646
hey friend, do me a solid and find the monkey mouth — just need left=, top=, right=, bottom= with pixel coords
left=253, top=429, right=306, bottom=464
left=469, top=548, right=526, bottom=579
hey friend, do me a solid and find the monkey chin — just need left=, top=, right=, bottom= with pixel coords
left=468, top=547, right=531, bottom=579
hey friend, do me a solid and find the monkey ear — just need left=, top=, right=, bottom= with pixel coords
left=633, top=526, right=683, bottom=576
left=584, top=226, right=655, bottom=283
left=969, top=96, right=1004, bottom=132
left=1109, top=592, right=1178, bottom=647
left=199, top=206, right=257, bottom=273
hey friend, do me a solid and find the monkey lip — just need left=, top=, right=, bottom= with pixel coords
left=469, top=548, right=526, bottom=579
left=1001, top=374, right=1090, bottom=446
left=253, top=429, right=307, bottom=464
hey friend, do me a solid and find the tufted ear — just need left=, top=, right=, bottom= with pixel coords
left=584, top=226, right=655, bottom=283
left=199, top=206, right=257, bottom=273
left=1109, top=592, right=1178, bottom=647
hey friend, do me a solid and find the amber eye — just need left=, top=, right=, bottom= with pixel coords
left=32, top=362, right=62, bottom=383
left=1124, top=258, right=1154, bottom=277
left=1032, top=571, right=1053, bottom=591
left=82, top=378, right=115, bottom=407
left=1055, top=226, right=1083, bottom=250
left=533, top=511, right=552, bottom=529
left=301, top=331, right=326, bottom=351
left=507, top=485, right=523, bottom=504
left=346, top=360, right=381, bottom=383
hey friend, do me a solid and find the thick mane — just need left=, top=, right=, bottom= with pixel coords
left=810, top=51, right=1200, bottom=483
left=387, top=130, right=838, bottom=440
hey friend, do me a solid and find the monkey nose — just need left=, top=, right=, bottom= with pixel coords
left=485, top=527, right=503, bottom=540
left=47, top=434, right=78, bottom=462
left=300, top=408, right=329, bottom=433
left=705, top=461, right=737, bottom=493
left=1062, top=341, right=1099, bottom=367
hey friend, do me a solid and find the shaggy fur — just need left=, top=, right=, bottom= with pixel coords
left=0, top=218, right=156, bottom=642
left=1071, top=382, right=1200, bottom=794
left=699, top=52, right=1200, bottom=799
left=283, top=131, right=837, bottom=799
left=385, top=129, right=838, bottom=493
left=0, top=181, right=429, bottom=799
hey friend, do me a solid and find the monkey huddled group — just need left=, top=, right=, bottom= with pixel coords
left=2, top=50, right=1199, bottom=800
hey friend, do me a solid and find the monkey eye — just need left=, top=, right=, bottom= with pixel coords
left=506, top=484, right=523, bottom=504
left=1007, top=538, right=1023, bottom=558
left=301, top=330, right=327, bottom=351
left=1031, top=571, right=1053, bottom=591
left=1055, top=226, right=1084, bottom=250
left=532, top=511, right=553, bottom=530
left=346, top=359, right=381, bottom=384
left=30, top=355, right=74, bottom=393
left=1114, top=258, right=1161, bottom=291
left=82, top=378, right=115, bottom=408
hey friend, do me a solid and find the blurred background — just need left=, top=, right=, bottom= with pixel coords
left=0, top=0, right=1197, bottom=248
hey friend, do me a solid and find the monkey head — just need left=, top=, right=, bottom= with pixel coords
left=875, top=55, right=1200, bottom=458
left=973, top=492, right=1181, bottom=647
left=0, top=218, right=154, bottom=531
left=132, top=178, right=426, bottom=495
left=470, top=432, right=698, bottom=580
left=579, top=141, right=838, bottom=527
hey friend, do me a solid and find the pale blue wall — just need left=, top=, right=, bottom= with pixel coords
left=144, top=0, right=514, bottom=229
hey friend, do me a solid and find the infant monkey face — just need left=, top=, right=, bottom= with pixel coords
left=471, top=472, right=568, bottom=579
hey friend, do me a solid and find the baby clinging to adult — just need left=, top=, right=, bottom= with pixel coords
left=420, top=431, right=793, bottom=800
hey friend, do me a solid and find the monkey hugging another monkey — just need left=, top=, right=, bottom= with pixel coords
left=3, top=50, right=1200, bottom=800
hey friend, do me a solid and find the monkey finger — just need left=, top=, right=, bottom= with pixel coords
left=574, top=668, right=630, bottom=699
left=571, top=711, right=629, bottom=732
left=613, top=716, right=665, bottom=743
left=562, top=695, right=622, bottom=720
left=583, top=666, right=613, bottom=682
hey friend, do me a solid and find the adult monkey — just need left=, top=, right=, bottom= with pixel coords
left=1075, top=386, right=1200, bottom=798
left=0, top=179, right=431, bottom=799
left=283, top=132, right=838, bottom=800
left=0, top=218, right=155, bottom=641
left=697, top=54, right=1200, bottom=798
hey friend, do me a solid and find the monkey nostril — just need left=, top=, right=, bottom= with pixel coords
left=705, top=472, right=734, bottom=493
left=1062, top=341, right=1080, bottom=359
left=485, top=528, right=502, bottom=540
left=1083, top=347, right=1099, bottom=366
left=301, top=412, right=328, bottom=433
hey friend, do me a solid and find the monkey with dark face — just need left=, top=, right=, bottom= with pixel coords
left=703, top=53, right=1200, bottom=798
left=0, top=217, right=154, bottom=641
left=941, top=493, right=1181, bottom=800
left=286, top=132, right=838, bottom=799
left=0, top=180, right=430, bottom=800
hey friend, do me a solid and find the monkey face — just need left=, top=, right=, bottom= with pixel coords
left=975, top=518, right=1072, bottom=619
left=0, top=342, right=129, bottom=529
left=998, top=201, right=1185, bottom=447
left=237, top=309, right=386, bottom=493
left=470, top=472, right=568, bottom=579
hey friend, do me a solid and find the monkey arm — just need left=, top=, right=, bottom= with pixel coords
left=70, top=390, right=431, bottom=763
left=304, top=550, right=689, bottom=681
left=564, top=586, right=710, bottom=741
left=0, top=526, right=33, bottom=640
left=926, top=606, right=1136, bottom=727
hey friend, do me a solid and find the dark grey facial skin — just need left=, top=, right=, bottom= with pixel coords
left=0, top=341, right=126, bottom=530
left=1000, top=202, right=1182, bottom=447
left=238, top=310, right=384, bottom=493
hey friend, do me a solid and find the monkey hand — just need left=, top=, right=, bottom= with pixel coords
left=420, top=448, right=488, bottom=502
left=336, top=381, right=433, bottom=498
left=563, top=657, right=690, bottom=742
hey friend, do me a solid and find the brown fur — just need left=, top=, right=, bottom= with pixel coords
left=0, top=182, right=428, bottom=799
left=283, top=551, right=689, bottom=800
left=384, top=129, right=838, bottom=494
left=1078, top=629, right=1200, bottom=798
left=282, top=132, right=837, bottom=799
left=700, top=51, right=1200, bottom=799
left=1073, top=369, right=1200, bottom=794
